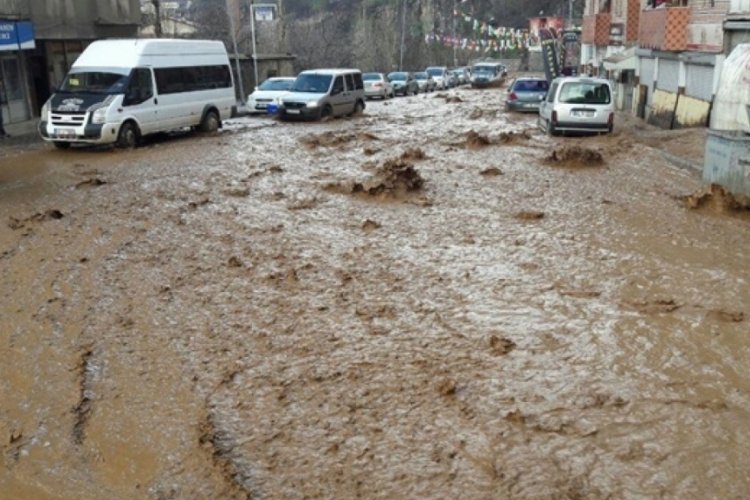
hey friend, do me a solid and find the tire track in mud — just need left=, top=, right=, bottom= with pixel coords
left=71, top=346, right=96, bottom=445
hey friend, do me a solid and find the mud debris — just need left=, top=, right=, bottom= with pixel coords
left=685, top=184, right=750, bottom=213
left=75, top=178, right=107, bottom=189
left=188, top=197, right=210, bottom=210
left=325, top=158, right=424, bottom=199
left=198, top=413, right=254, bottom=498
left=545, top=146, right=605, bottom=167
left=400, top=147, right=427, bottom=161
left=515, top=211, right=545, bottom=221
left=479, top=167, right=503, bottom=176
left=223, top=187, right=250, bottom=198
left=301, top=131, right=379, bottom=149
left=7, top=209, right=64, bottom=230
left=504, top=409, right=526, bottom=424
left=227, top=256, right=243, bottom=268
left=445, top=95, right=464, bottom=103
left=362, top=219, right=381, bottom=232
left=496, top=130, right=532, bottom=144
left=625, top=299, right=681, bottom=314
left=464, top=130, right=491, bottom=149
left=707, top=309, right=744, bottom=322
left=363, top=146, right=379, bottom=156
left=72, top=347, right=95, bottom=445
left=438, top=379, right=457, bottom=397
left=489, top=335, right=516, bottom=355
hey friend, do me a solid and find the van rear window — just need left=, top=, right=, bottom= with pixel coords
left=558, top=82, right=611, bottom=104
left=154, top=65, right=232, bottom=94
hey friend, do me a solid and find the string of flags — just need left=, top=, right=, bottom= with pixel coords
left=423, top=2, right=543, bottom=52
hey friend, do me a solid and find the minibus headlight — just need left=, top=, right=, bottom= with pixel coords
left=306, top=101, right=319, bottom=108
left=91, top=106, right=107, bottom=124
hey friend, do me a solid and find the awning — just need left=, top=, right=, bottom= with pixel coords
left=603, top=46, right=637, bottom=71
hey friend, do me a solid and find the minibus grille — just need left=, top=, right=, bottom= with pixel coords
left=51, top=113, right=86, bottom=127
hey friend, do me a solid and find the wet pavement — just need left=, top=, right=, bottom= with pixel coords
left=1, top=86, right=749, bottom=499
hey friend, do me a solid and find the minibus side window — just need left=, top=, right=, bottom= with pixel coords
left=124, top=68, right=154, bottom=106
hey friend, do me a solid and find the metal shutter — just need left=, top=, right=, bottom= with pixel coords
left=657, top=59, right=680, bottom=93
left=685, top=64, right=715, bottom=101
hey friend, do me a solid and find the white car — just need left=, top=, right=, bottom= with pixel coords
left=247, top=77, right=295, bottom=114
left=538, top=76, right=615, bottom=135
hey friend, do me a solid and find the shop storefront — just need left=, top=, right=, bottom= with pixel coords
left=0, top=20, right=34, bottom=125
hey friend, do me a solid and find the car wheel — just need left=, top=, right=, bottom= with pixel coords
left=321, top=104, right=333, bottom=119
left=353, top=100, right=364, bottom=116
left=53, top=141, right=71, bottom=150
left=116, top=121, right=138, bottom=149
left=199, top=110, right=220, bottom=133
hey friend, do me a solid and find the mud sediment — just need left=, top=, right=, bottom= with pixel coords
left=544, top=145, right=605, bottom=167
left=685, top=183, right=750, bottom=213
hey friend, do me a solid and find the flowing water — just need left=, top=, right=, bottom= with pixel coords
left=1, top=88, right=749, bottom=499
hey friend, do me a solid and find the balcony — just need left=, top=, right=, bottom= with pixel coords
left=638, top=6, right=690, bottom=51
left=582, top=13, right=611, bottom=46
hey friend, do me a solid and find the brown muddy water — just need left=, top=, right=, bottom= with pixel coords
left=1, top=87, right=749, bottom=499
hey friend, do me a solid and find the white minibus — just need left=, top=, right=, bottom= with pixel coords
left=38, top=39, right=236, bottom=149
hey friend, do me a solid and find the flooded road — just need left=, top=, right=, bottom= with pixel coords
left=1, top=87, right=749, bottom=499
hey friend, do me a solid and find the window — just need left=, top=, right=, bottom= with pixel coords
left=345, top=73, right=355, bottom=91
left=547, top=83, right=558, bottom=102
left=60, top=71, right=129, bottom=94
left=331, top=76, right=344, bottom=94
left=124, top=68, right=154, bottom=105
left=154, top=65, right=232, bottom=95
left=353, top=73, right=364, bottom=90
left=513, top=80, right=549, bottom=92
left=559, top=82, right=611, bottom=104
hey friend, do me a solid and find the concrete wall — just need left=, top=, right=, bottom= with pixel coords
left=29, top=0, right=141, bottom=39
left=0, top=0, right=30, bottom=17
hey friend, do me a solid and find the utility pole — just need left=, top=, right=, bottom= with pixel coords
left=399, top=0, right=407, bottom=71
left=568, top=0, right=573, bottom=28
left=225, top=0, right=245, bottom=104
left=152, top=0, right=163, bottom=37
left=452, top=0, right=457, bottom=67
left=250, top=0, right=259, bottom=89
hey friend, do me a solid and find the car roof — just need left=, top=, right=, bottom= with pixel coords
left=514, top=76, right=547, bottom=81
left=552, top=76, right=609, bottom=84
left=267, top=77, right=295, bottom=81
left=299, top=68, right=361, bottom=75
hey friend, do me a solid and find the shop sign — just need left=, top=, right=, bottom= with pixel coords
left=0, top=21, right=35, bottom=52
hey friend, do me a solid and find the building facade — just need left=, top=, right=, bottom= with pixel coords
left=1, top=0, right=141, bottom=125
left=635, top=0, right=729, bottom=128
left=1, top=0, right=34, bottom=125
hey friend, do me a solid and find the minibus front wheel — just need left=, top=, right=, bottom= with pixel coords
left=199, top=110, right=220, bottom=133
left=116, top=121, right=139, bottom=149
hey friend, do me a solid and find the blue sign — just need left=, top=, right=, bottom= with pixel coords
left=0, top=21, right=35, bottom=52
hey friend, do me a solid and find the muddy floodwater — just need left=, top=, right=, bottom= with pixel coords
left=2, top=87, right=749, bottom=499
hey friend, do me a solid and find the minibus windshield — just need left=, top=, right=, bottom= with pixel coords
left=59, top=71, right=130, bottom=94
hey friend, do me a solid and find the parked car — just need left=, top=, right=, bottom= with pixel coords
left=538, top=76, right=614, bottom=135
left=425, top=66, right=449, bottom=90
left=414, top=72, right=436, bottom=93
left=505, top=77, right=549, bottom=112
left=38, top=39, right=235, bottom=149
left=387, top=71, right=419, bottom=96
left=247, top=77, right=295, bottom=114
left=280, top=69, right=366, bottom=120
left=470, top=62, right=506, bottom=88
left=450, top=67, right=470, bottom=85
left=363, top=72, right=394, bottom=99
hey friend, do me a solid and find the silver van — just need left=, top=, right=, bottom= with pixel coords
left=538, top=76, right=615, bottom=135
left=280, top=69, right=366, bottom=120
